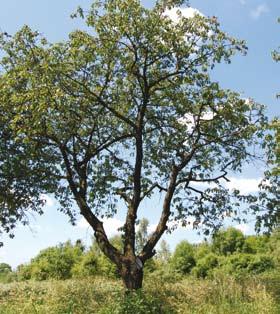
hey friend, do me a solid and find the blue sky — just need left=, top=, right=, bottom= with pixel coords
left=0, top=0, right=279, bottom=268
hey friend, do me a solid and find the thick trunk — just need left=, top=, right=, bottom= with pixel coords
left=119, top=258, right=144, bottom=290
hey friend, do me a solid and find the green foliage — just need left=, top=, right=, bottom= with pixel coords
left=218, top=253, right=274, bottom=277
left=89, top=235, right=122, bottom=278
left=16, top=264, right=32, bottom=281
left=170, top=241, right=196, bottom=274
left=101, top=290, right=169, bottom=314
left=250, top=34, right=280, bottom=232
left=192, top=253, right=219, bottom=278
left=18, top=241, right=84, bottom=281
left=71, top=251, right=99, bottom=278
left=10, top=228, right=280, bottom=284
left=212, top=227, right=245, bottom=255
left=243, top=234, right=269, bottom=253
left=193, top=241, right=212, bottom=260
left=15, top=237, right=126, bottom=281
left=96, top=254, right=120, bottom=279
left=268, top=228, right=280, bottom=266
left=0, top=263, right=14, bottom=284
left=143, top=258, right=157, bottom=273
left=0, top=276, right=279, bottom=314
left=0, top=0, right=267, bottom=260
left=0, top=263, right=11, bottom=273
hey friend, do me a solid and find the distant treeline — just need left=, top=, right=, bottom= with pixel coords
left=0, top=227, right=279, bottom=283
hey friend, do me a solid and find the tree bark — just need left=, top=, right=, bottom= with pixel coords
left=119, top=257, right=144, bottom=290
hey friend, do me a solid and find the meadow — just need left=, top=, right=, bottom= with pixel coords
left=1, top=227, right=279, bottom=313
left=0, top=273, right=279, bottom=314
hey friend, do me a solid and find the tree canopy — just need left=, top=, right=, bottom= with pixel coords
left=0, top=0, right=269, bottom=289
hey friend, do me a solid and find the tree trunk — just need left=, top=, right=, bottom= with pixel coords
left=119, top=258, right=144, bottom=290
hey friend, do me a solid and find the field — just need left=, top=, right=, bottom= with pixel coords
left=0, top=274, right=279, bottom=314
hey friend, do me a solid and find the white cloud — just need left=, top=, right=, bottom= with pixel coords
left=250, top=4, right=269, bottom=19
left=234, top=223, right=251, bottom=235
left=103, top=218, right=124, bottom=236
left=147, top=223, right=158, bottom=234
left=163, top=7, right=203, bottom=23
left=77, top=217, right=124, bottom=237
left=225, top=177, right=261, bottom=194
left=191, top=176, right=262, bottom=195
left=0, top=249, right=7, bottom=259
left=179, top=111, right=215, bottom=133
left=40, top=194, right=55, bottom=207
left=77, top=218, right=90, bottom=229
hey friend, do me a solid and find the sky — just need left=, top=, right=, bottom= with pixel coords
left=0, top=0, right=279, bottom=268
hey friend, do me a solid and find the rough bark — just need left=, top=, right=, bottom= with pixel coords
left=119, top=257, right=144, bottom=290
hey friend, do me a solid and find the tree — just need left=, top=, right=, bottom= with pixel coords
left=157, top=239, right=171, bottom=263
left=0, top=0, right=267, bottom=289
left=135, top=218, right=149, bottom=254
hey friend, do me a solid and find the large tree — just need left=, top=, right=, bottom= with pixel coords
left=0, top=0, right=267, bottom=289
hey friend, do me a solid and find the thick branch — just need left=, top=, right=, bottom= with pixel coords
left=140, top=166, right=178, bottom=261
left=59, top=145, right=122, bottom=265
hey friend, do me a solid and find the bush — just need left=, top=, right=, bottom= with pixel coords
left=247, top=255, right=275, bottom=273
left=0, top=263, right=15, bottom=283
left=192, top=253, right=219, bottom=278
left=16, top=264, right=32, bottom=281
left=219, top=253, right=275, bottom=277
left=18, top=241, right=84, bottom=281
left=170, top=241, right=196, bottom=275
left=243, top=235, right=269, bottom=254
left=212, top=228, right=245, bottom=255
left=100, top=290, right=171, bottom=314
left=71, top=251, right=99, bottom=278
left=194, top=242, right=212, bottom=260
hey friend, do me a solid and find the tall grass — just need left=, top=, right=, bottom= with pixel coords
left=0, top=275, right=279, bottom=313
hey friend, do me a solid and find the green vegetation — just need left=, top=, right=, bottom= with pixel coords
left=0, top=0, right=279, bottom=311
left=0, top=0, right=275, bottom=290
left=0, top=275, right=279, bottom=314
left=2, top=227, right=279, bottom=312
left=1, top=227, right=279, bottom=313
left=2, top=227, right=279, bottom=284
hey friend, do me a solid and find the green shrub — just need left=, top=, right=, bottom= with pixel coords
left=247, top=255, right=275, bottom=273
left=219, top=253, right=275, bottom=277
left=16, top=264, right=32, bottom=281
left=194, top=242, right=212, bottom=260
left=100, top=290, right=172, bottom=314
left=0, top=263, right=15, bottom=283
left=192, top=253, right=219, bottom=278
left=71, top=251, right=99, bottom=278
left=212, top=227, right=245, bottom=255
left=243, top=235, right=270, bottom=254
left=170, top=241, right=196, bottom=275
left=17, top=241, right=84, bottom=281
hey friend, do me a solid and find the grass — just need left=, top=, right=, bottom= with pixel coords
left=0, top=275, right=279, bottom=313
